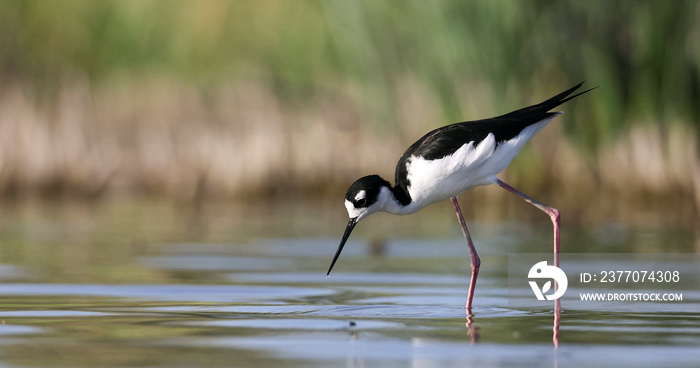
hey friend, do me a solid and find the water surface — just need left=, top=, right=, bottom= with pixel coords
left=0, top=201, right=697, bottom=367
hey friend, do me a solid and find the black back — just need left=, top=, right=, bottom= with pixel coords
left=393, top=82, right=595, bottom=202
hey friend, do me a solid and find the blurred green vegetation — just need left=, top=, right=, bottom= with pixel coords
left=3, top=1, right=699, bottom=139
left=0, top=0, right=698, bottom=217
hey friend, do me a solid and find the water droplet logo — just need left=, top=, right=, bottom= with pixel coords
left=528, top=261, right=568, bottom=300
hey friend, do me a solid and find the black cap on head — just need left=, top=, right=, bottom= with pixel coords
left=344, top=175, right=391, bottom=209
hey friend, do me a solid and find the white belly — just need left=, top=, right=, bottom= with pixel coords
left=403, top=118, right=554, bottom=212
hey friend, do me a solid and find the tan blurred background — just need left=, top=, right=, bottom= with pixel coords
left=0, top=1, right=698, bottom=226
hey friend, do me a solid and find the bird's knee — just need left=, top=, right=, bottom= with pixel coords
left=471, top=256, right=481, bottom=270
left=549, top=207, right=560, bottom=224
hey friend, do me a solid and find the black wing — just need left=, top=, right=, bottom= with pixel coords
left=393, top=82, right=595, bottom=197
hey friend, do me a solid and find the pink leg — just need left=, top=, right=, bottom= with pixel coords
left=451, top=196, right=481, bottom=312
left=496, top=179, right=561, bottom=313
left=553, top=302, right=561, bottom=348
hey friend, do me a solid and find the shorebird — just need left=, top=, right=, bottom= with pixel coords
left=326, top=82, right=594, bottom=311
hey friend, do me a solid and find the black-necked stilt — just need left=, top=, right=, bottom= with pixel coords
left=327, top=82, right=595, bottom=312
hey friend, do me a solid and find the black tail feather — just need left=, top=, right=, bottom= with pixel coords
left=501, top=82, right=597, bottom=119
left=539, top=81, right=598, bottom=110
left=557, top=84, right=598, bottom=106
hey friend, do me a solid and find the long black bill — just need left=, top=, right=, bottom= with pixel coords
left=326, top=218, right=357, bottom=276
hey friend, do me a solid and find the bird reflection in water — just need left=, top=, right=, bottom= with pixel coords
left=464, top=300, right=561, bottom=348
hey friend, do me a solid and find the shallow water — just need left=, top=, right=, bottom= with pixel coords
left=0, top=201, right=697, bottom=367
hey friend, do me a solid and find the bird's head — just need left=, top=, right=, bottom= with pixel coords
left=343, top=175, right=392, bottom=222
left=327, top=175, right=392, bottom=276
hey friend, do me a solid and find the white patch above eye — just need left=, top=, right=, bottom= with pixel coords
left=345, top=199, right=361, bottom=218
left=354, top=190, right=366, bottom=201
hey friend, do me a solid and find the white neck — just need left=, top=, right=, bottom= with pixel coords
left=376, top=186, right=421, bottom=216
